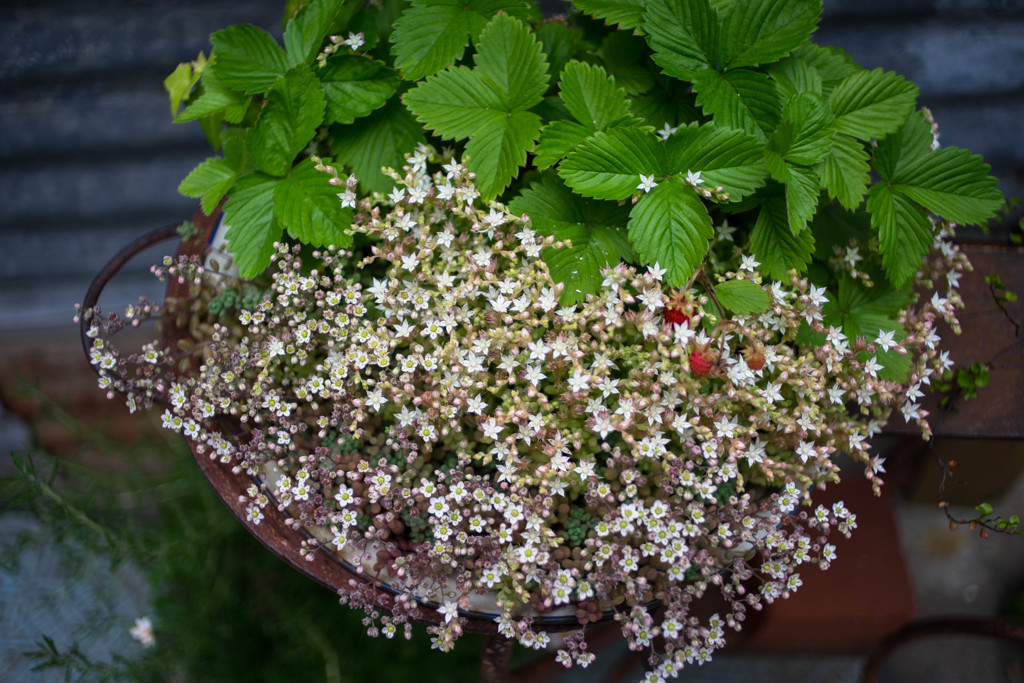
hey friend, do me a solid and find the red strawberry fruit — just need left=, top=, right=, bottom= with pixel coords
left=689, top=345, right=718, bottom=377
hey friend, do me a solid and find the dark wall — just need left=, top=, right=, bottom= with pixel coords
left=1, top=0, right=1022, bottom=331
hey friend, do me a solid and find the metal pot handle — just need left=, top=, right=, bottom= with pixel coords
left=78, top=222, right=185, bottom=377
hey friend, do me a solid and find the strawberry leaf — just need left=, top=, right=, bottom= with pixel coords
left=178, top=157, right=241, bottom=215
left=715, top=279, right=771, bottom=315
left=628, top=175, right=713, bottom=286
left=509, top=176, right=633, bottom=304
left=693, top=68, right=781, bottom=141
left=210, top=24, right=288, bottom=96
left=330, top=96, right=425, bottom=194
left=719, top=0, right=822, bottom=70
left=320, top=55, right=399, bottom=124
left=534, top=120, right=593, bottom=170
left=273, top=158, right=354, bottom=248
left=574, top=0, right=649, bottom=30
left=559, top=60, right=636, bottom=132
left=222, top=172, right=283, bottom=278
left=817, top=133, right=870, bottom=210
left=866, top=182, right=932, bottom=287
left=283, top=0, right=349, bottom=67
left=390, top=0, right=535, bottom=80
left=403, top=14, right=548, bottom=199
left=249, top=66, right=326, bottom=178
left=666, top=122, right=768, bottom=201
left=175, top=68, right=251, bottom=124
left=749, top=192, right=815, bottom=280
left=827, top=68, right=918, bottom=141
left=643, top=0, right=719, bottom=81
left=559, top=127, right=666, bottom=200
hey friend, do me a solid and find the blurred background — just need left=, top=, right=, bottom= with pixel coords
left=2, top=1, right=1023, bottom=681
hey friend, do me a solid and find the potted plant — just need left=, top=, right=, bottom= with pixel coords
left=80, top=0, right=1004, bottom=677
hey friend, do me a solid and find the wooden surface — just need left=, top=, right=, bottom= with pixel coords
left=884, top=243, right=1024, bottom=440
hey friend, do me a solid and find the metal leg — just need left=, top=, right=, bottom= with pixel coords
left=480, top=634, right=514, bottom=683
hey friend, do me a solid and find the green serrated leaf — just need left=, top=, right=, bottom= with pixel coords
left=785, top=164, right=820, bottom=233
left=809, top=201, right=871, bottom=260
left=222, top=173, right=283, bottom=278
left=867, top=182, right=932, bottom=287
left=210, top=24, right=289, bottom=95
left=198, top=110, right=225, bottom=149
left=666, top=122, right=768, bottom=201
left=693, top=68, right=781, bottom=140
left=795, top=43, right=858, bottom=97
left=873, top=111, right=933, bottom=181
left=715, top=279, right=772, bottom=314
left=875, top=348, right=912, bottom=383
left=509, top=176, right=633, bottom=303
left=629, top=83, right=702, bottom=129
left=780, top=92, right=835, bottom=165
left=824, top=274, right=911, bottom=345
left=643, top=0, right=719, bottom=81
left=749, top=192, right=815, bottom=279
left=769, top=55, right=823, bottom=100
left=403, top=14, right=548, bottom=199
left=474, top=13, right=549, bottom=110
left=628, top=175, right=713, bottom=286
left=534, top=120, right=593, bottom=169
left=559, top=127, right=665, bottom=200
left=165, top=61, right=201, bottom=119
left=465, top=110, right=543, bottom=199
left=575, top=0, right=649, bottom=30
left=828, top=68, right=918, bottom=141
left=535, top=21, right=578, bottom=82
left=559, top=60, right=635, bottom=132
left=893, top=147, right=1004, bottom=226
left=249, top=66, right=326, bottom=177
left=284, top=0, right=348, bottom=67
left=273, top=158, right=353, bottom=247
left=403, top=66, right=504, bottom=138
left=330, top=97, right=425, bottom=194
left=320, top=55, right=399, bottom=124
left=178, top=158, right=241, bottom=215
left=600, top=31, right=655, bottom=95
left=818, top=133, right=870, bottom=210
left=175, top=68, right=251, bottom=124
left=390, top=0, right=533, bottom=80
left=720, top=0, right=822, bottom=70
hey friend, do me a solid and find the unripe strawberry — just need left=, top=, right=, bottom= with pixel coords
left=743, top=344, right=766, bottom=371
left=689, top=344, right=718, bottom=377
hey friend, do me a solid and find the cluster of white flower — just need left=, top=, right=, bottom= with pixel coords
left=87, top=146, right=968, bottom=678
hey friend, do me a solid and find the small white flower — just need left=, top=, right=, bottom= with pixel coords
left=637, top=174, right=658, bottom=193
left=796, top=440, right=816, bottom=463
left=685, top=169, right=703, bottom=187
left=863, top=356, right=882, bottom=379
left=739, top=254, right=760, bottom=272
left=657, top=122, right=678, bottom=140
left=343, top=32, right=364, bottom=50
left=366, top=389, right=386, bottom=412
left=437, top=600, right=460, bottom=623
left=807, top=285, right=829, bottom=307
left=130, top=617, right=156, bottom=647
left=647, top=262, right=667, bottom=281
left=483, top=208, right=506, bottom=227
left=875, top=329, right=898, bottom=352
left=401, top=253, right=419, bottom=271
